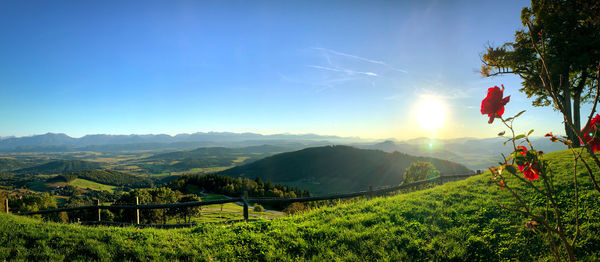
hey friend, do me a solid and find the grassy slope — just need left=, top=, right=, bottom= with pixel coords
left=69, top=178, right=117, bottom=192
left=1, top=150, right=599, bottom=261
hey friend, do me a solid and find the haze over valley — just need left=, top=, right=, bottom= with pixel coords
left=1, top=0, right=598, bottom=260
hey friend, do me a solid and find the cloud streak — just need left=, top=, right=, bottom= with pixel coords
left=311, top=47, right=408, bottom=73
left=307, top=65, right=378, bottom=77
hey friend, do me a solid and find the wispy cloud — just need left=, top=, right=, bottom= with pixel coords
left=281, top=46, right=406, bottom=92
left=311, top=47, right=408, bottom=73
left=307, top=65, right=378, bottom=77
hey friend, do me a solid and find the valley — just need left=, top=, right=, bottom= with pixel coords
left=1, top=150, right=598, bottom=260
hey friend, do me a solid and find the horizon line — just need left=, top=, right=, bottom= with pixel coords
left=0, top=131, right=557, bottom=142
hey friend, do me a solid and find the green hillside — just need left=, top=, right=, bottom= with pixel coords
left=68, top=178, right=118, bottom=192
left=149, top=145, right=288, bottom=161
left=0, top=150, right=599, bottom=261
left=141, top=145, right=289, bottom=173
left=56, top=169, right=153, bottom=188
left=15, top=160, right=102, bottom=175
left=220, top=145, right=473, bottom=194
left=0, top=158, right=39, bottom=172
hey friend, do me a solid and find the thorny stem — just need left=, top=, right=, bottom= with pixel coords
left=578, top=156, right=600, bottom=193
left=527, top=22, right=600, bottom=196
left=497, top=113, right=573, bottom=261
left=569, top=149, right=580, bottom=245
left=499, top=117, right=546, bottom=195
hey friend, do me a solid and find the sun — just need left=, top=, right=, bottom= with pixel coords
left=416, top=96, right=446, bottom=131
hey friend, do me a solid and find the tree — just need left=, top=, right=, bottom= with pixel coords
left=402, top=161, right=440, bottom=184
left=0, top=194, right=7, bottom=213
left=114, top=187, right=182, bottom=224
left=149, top=187, right=180, bottom=224
left=481, top=0, right=600, bottom=146
left=176, top=194, right=201, bottom=223
left=9, top=193, right=61, bottom=221
left=114, top=189, right=152, bottom=223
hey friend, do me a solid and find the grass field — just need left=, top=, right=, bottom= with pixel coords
left=187, top=166, right=232, bottom=173
left=1, top=150, right=599, bottom=261
left=167, top=202, right=284, bottom=224
left=69, top=178, right=117, bottom=192
left=178, top=192, right=285, bottom=223
left=232, top=156, right=250, bottom=163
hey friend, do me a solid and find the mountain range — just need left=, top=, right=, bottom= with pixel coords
left=0, top=132, right=364, bottom=152
left=0, top=132, right=568, bottom=171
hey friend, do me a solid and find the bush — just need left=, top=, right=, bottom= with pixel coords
left=283, top=202, right=306, bottom=215
left=253, top=204, right=264, bottom=212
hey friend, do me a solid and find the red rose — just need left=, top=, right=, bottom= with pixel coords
left=481, top=85, right=510, bottom=124
left=517, top=146, right=539, bottom=181
left=545, top=132, right=558, bottom=142
left=581, top=114, right=600, bottom=152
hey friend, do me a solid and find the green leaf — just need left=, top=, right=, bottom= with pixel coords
left=528, top=129, right=534, bottom=136
left=498, top=131, right=506, bottom=136
left=505, top=165, right=517, bottom=175
left=514, top=134, right=525, bottom=140
left=513, top=110, right=526, bottom=119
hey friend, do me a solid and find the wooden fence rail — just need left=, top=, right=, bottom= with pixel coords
left=9, top=173, right=475, bottom=224
left=15, top=198, right=243, bottom=215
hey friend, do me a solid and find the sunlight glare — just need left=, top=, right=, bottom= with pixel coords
left=416, top=96, right=446, bottom=131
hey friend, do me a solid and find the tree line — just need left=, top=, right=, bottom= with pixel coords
left=52, top=169, right=153, bottom=188
left=170, top=174, right=310, bottom=199
left=3, top=173, right=312, bottom=224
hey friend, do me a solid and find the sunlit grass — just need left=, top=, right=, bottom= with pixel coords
left=0, top=150, right=598, bottom=261
left=69, top=179, right=117, bottom=192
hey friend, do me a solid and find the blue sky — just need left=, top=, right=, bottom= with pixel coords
left=0, top=0, right=573, bottom=139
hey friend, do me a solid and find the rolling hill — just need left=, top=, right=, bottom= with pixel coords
left=56, top=169, right=153, bottom=188
left=15, top=160, right=102, bottom=175
left=143, top=145, right=292, bottom=172
left=0, top=150, right=598, bottom=260
left=219, top=145, right=472, bottom=194
left=0, top=158, right=39, bottom=172
left=148, top=145, right=289, bottom=161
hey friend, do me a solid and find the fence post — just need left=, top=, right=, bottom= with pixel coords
left=439, top=176, right=444, bottom=185
left=243, top=190, right=249, bottom=221
left=96, top=199, right=101, bottom=222
left=4, top=198, right=8, bottom=214
left=368, top=185, right=373, bottom=199
left=135, top=197, right=140, bottom=225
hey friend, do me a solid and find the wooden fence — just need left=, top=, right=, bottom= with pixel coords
left=5, top=173, right=475, bottom=227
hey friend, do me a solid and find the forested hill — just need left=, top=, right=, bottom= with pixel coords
left=219, top=145, right=473, bottom=194
left=15, top=160, right=102, bottom=175
left=54, top=169, right=153, bottom=188
left=148, top=145, right=289, bottom=161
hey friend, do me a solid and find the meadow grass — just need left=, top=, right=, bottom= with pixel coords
left=69, top=179, right=117, bottom=193
left=1, top=150, right=599, bottom=261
